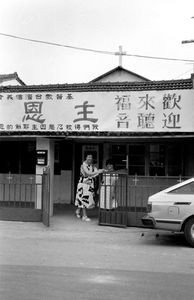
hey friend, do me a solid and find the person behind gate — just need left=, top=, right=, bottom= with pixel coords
left=100, top=159, right=118, bottom=210
left=75, top=154, right=106, bottom=221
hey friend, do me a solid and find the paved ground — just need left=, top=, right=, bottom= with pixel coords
left=0, top=206, right=194, bottom=300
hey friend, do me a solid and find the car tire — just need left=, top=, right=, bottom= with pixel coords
left=184, top=218, right=194, bottom=247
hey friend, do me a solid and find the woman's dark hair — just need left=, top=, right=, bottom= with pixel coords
left=85, top=153, right=93, bottom=159
left=106, top=159, right=114, bottom=166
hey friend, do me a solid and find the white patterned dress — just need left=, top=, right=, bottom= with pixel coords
left=75, top=161, right=98, bottom=209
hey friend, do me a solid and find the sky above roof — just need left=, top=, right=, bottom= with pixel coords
left=0, top=0, right=194, bottom=85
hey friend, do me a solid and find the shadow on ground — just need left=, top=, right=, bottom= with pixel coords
left=52, top=204, right=190, bottom=248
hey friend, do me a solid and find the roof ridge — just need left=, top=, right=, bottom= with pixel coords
left=0, top=72, right=18, bottom=79
left=90, top=66, right=150, bottom=82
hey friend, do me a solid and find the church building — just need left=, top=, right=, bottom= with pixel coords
left=0, top=64, right=194, bottom=227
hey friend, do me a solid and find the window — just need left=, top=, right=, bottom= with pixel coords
left=149, top=144, right=165, bottom=176
left=111, top=145, right=127, bottom=170
left=167, top=144, right=182, bottom=176
left=54, top=142, right=73, bottom=175
left=149, top=143, right=183, bottom=176
left=168, top=181, right=194, bottom=194
left=20, top=142, right=36, bottom=174
left=128, top=145, right=145, bottom=175
left=0, top=141, right=36, bottom=174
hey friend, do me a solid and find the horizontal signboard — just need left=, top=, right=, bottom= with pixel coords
left=0, top=90, right=194, bottom=132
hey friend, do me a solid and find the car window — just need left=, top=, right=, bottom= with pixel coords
left=168, top=182, right=194, bottom=195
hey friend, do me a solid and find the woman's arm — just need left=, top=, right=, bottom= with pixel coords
left=81, top=164, right=104, bottom=177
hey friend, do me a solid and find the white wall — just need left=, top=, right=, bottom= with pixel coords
left=53, top=171, right=72, bottom=204
left=96, top=70, right=146, bottom=82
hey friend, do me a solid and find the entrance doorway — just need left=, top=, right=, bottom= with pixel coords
left=53, top=141, right=101, bottom=216
left=53, top=141, right=73, bottom=209
left=73, top=143, right=101, bottom=211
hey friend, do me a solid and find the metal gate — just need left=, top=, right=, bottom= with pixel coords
left=98, top=173, right=128, bottom=227
left=98, top=173, right=188, bottom=227
left=0, top=169, right=50, bottom=226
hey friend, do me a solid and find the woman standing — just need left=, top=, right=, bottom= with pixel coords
left=75, top=154, right=105, bottom=221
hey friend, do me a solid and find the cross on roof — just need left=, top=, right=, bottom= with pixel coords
left=115, top=45, right=126, bottom=67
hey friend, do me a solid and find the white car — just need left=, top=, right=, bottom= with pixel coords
left=142, top=177, right=194, bottom=247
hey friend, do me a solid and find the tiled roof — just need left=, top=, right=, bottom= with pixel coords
left=0, top=131, right=194, bottom=137
left=0, top=78, right=192, bottom=93
left=0, top=72, right=25, bottom=86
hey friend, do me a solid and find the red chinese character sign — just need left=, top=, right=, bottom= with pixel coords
left=0, top=90, right=194, bottom=132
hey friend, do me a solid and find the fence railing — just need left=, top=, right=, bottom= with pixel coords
left=99, top=173, right=190, bottom=227
left=0, top=173, right=43, bottom=208
left=99, top=173, right=127, bottom=210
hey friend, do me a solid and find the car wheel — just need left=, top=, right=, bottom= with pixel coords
left=184, top=218, right=194, bottom=247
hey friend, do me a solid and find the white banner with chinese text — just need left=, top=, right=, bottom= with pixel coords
left=0, top=90, right=194, bottom=132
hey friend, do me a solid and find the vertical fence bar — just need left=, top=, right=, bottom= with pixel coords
left=125, top=173, right=128, bottom=226
left=3, top=184, right=5, bottom=205
left=13, top=184, right=16, bottom=207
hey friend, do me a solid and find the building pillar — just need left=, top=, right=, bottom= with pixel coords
left=36, top=137, right=54, bottom=216
left=191, top=73, right=194, bottom=88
